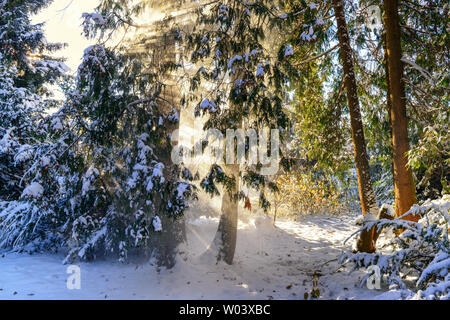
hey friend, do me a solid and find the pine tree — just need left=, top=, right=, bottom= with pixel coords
left=86, top=0, right=202, bottom=267
left=395, top=0, right=449, bottom=200
left=184, top=1, right=292, bottom=264
left=331, top=0, right=379, bottom=252
left=352, top=0, right=448, bottom=204
left=279, top=0, right=379, bottom=252
left=0, top=0, right=66, bottom=199
left=383, top=0, right=418, bottom=220
left=0, top=1, right=197, bottom=266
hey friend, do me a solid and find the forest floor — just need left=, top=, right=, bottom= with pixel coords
left=0, top=210, right=404, bottom=300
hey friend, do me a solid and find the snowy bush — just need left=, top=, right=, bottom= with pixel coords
left=0, top=200, right=63, bottom=253
left=340, top=195, right=450, bottom=299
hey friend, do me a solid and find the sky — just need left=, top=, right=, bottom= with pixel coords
left=32, top=0, right=100, bottom=72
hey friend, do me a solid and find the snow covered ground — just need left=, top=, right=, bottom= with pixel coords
left=0, top=211, right=395, bottom=300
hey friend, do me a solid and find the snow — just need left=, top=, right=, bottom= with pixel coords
left=354, top=215, right=364, bottom=225
left=34, top=60, right=70, bottom=75
left=300, top=26, right=317, bottom=41
left=228, top=55, right=242, bottom=68
left=81, top=166, right=99, bottom=196
left=200, top=98, right=210, bottom=110
left=243, top=49, right=260, bottom=62
left=82, top=12, right=104, bottom=25
left=219, top=4, right=227, bottom=15
left=417, top=278, right=450, bottom=300
left=419, top=256, right=449, bottom=284
left=256, top=64, right=264, bottom=77
left=152, top=216, right=162, bottom=232
left=146, top=179, right=153, bottom=192
left=76, top=226, right=108, bottom=260
left=316, top=17, right=325, bottom=26
left=200, top=99, right=218, bottom=113
left=152, top=163, right=164, bottom=178
left=380, top=203, right=395, bottom=217
left=168, top=109, right=179, bottom=122
left=284, top=45, right=294, bottom=57
left=410, top=195, right=449, bottom=220
left=176, top=182, right=190, bottom=199
left=40, top=156, right=51, bottom=167
left=0, top=212, right=400, bottom=300
left=51, top=117, right=63, bottom=131
left=15, top=144, right=34, bottom=163
left=83, top=45, right=95, bottom=56
left=21, top=182, right=44, bottom=198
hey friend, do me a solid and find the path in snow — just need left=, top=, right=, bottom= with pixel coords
left=0, top=212, right=387, bottom=300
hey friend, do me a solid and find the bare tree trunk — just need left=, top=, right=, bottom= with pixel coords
left=383, top=0, right=417, bottom=221
left=373, top=31, right=395, bottom=244
left=208, top=56, right=244, bottom=264
left=332, top=0, right=379, bottom=252
left=212, top=163, right=240, bottom=264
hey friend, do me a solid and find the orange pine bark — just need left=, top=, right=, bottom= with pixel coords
left=332, top=0, right=379, bottom=252
left=383, top=0, right=418, bottom=221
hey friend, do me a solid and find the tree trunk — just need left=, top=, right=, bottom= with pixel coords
left=332, top=0, right=379, bottom=252
left=383, top=0, right=417, bottom=220
left=212, top=162, right=240, bottom=264
left=381, top=31, right=394, bottom=162
left=208, top=59, right=244, bottom=264
left=373, top=31, right=394, bottom=244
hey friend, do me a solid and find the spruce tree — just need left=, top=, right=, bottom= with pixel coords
left=0, top=1, right=197, bottom=266
left=0, top=0, right=67, bottom=199
left=278, top=0, right=379, bottom=252
left=183, top=1, right=292, bottom=263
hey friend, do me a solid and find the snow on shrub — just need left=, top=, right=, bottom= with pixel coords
left=0, top=201, right=61, bottom=252
left=152, top=216, right=162, bottom=232
left=284, top=45, right=294, bottom=57
left=21, top=182, right=44, bottom=198
left=339, top=195, right=450, bottom=300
